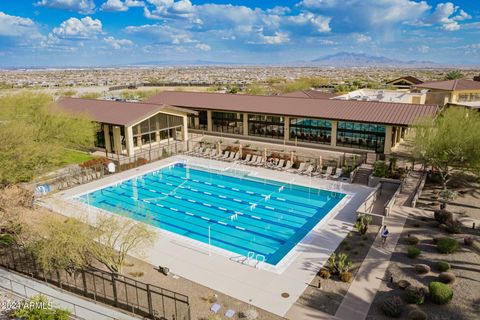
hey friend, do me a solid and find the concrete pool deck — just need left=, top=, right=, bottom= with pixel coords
left=41, top=155, right=373, bottom=317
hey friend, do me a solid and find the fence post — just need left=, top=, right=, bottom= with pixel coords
left=146, top=284, right=154, bottom=317
left=56, top=270, right=62, bottom=289
left=82, top=270, right=88, bottom=296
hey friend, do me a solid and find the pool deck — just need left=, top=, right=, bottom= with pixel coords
left=43, top=155, right=373, bottom=317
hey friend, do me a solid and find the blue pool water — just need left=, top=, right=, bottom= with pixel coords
left=77, top=163, right=346, bottom=266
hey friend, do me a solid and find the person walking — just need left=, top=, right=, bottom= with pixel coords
left=380, top=225, right=389, bottom=246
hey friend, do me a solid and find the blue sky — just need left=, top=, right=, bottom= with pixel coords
left=0, top=0, right=479, bottom=67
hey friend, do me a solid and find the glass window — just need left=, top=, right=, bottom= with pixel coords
left=187, top=110, right=208, bottom=130
left=337, top=121, right=386, bottom=153
left=247, top=114, right=284, bottom=140
left=289, top=118, right=332, bottom=145
left=212, top=111, right=243, bottom=135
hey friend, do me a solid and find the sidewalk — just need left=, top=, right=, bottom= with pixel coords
left=334, top=171, right=422, bottom=320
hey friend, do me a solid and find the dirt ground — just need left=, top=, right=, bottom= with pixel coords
left=367, top=211, right=480, bottom=320
left=296, top=225, right=380, bottom=315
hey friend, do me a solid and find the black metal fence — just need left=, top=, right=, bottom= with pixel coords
left=0, top=246, right=191, bottom=320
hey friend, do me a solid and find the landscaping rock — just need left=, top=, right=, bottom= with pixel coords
left=407, top=309, right=428, bottom=320
left=405, top=286, right=427, bottom=305
left=414, top=264, right=431, bottom=274
left=439, top=272, right=456, bottom=284
left=397, top=279, right=411, bottom=290
left=406, top=236, right=420, bottom=245
left=381, top=296, right=404, bottom=318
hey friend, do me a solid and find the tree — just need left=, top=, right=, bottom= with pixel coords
left=444, top=70, right=464, bottom=80
left=29, top=216, right=95, bottom=272
left=0, top=185, right=34, bottom=246
left=90, top=215, right=156, bottom=274
left=413, top=107, right=480, bottom=205
left=0, top=92, right=96, bottom=184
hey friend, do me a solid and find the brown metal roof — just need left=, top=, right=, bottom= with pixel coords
left=146, top=91, right=439, bottom=126
left=415, top=79, right=480, bottom=91
left=386, top=76, right=423, bottom=85
left=58, top=98, right=194, bottom=126
left=279, top=90, right=337, bottom=99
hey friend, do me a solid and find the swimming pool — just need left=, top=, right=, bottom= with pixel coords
left=76, top=162, right=346, bottom=266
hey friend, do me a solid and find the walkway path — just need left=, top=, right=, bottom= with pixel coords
left=334, top=171, right=422, bottom=320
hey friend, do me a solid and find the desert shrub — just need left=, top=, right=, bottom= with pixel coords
left=445, top=219, right=462, bottom=234
left=407, top=246, right=421, bottom=258
left=414, top=264, right=430, bottom=274
left=407, top=309, right=427, bottom=320
left=406, top=236, right=419, bottom=245
left=0, top=234, right=15, bottom=247
left=429, top=282, right=453, bottom=304
left=464, top=237, right=474, bottom=246
left=434, top=209, right=452, bottom=224
left=432, top=237, right=440, bottom=244
left=79, top=157, right=110, bottom=169
left=397, top=279, right=411, bottom=290
left=340, top=271, right=353, bottom=283
left=241, top=309, right=258, bottom=320
left=436, top=261, right=451, bottom=272
left=405, top=286, right=426, bottom=305
left=381, top=296, right=404, bottom=317
left=355, top=214, right=372, bottom=235
left=437, top=237, right=458, bottom=254
left=439, top=272, right=456, bottom=284
left=327, top=252, right=352, bottom=275
left=319, top=268, right=331, bottom=279
left=11, top=295, right=70, bottom=320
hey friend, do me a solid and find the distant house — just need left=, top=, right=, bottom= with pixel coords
left=279, top=90, right=337, bottom=99
left=413, top=79, right=480, bottom=108
left=333, top=89, right=426, bottom=104
left=386, top=76, right=423, bottom=89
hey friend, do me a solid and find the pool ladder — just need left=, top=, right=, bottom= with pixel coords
left=246, top=251, right=266, bottom=269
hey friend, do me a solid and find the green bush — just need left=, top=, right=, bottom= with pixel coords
left=437, top=237, right=459, bottom=254
left=381, top=296, right=404, bottom=317
left=11, top=295, right=70, bottom=320
left=436, top=261, right=451, bottom=272
left=407, top=246, right=421, bottom=258
left=446, top=219, right=462, bottom=234
left=429, top=282, right=453, bottom=304
left=406, top=236, right=419, bottom=245
left=0, top=234, right=15, bottom=247
left=434, top=209, right=452, bottom=224
left=405, top=286, right=426, bottom=305
left=407, top=309, right=427, bottom=320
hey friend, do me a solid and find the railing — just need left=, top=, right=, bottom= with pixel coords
left=0, top=273, right=120, bottom=320
left=411, top=172, right=427, bottom=208
left=0, top=245, right=191, bottom=320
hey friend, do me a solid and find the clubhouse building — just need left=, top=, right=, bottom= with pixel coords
left=59, top=91, right=439, bottom=157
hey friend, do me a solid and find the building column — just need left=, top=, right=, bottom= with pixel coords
left=331, top=120, right=338, bottom=147
left=384, top=125, right=393, bottom=154
left=103, top=124, right=112, bottom=153
left=182, top=115, right=189, bottom=141
left=284, top=116, right=290, bottom=143
left=207, top=110, right=213, bottom=132
left=243, top=113, right=248, bottom=136
left=125, top=126, right=135, bottom=157
left=112, top=126, right=122, bottom=154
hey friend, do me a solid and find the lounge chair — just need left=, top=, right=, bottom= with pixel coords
left=246, top=155, right=258, bottom=165
left=213, top=150, right=226, bottom=160
left=192, top=147, right=204, bottom=157
left=301, top=164, right=314, bottom=175
left=281, top=160, right=293, bottom=171
left=184, top=146, right=199, bottom=155
left=219, top=151, right=230, bottom=160
left=331, top=168, right=343, bottom=179
left=239, top=154, right=251, bottom=164
left=210, top=303, right=221, bottom=313
left=253, top=156, right=264, bottom=166
left=289, top=162, right=305, bottom=173
left=273, top=159, right=285, bottom=170
left=201, top=148, right=211, bottom=157
left=312, top=165, right=323, bottom=176
left=228, top=152, right=240, bottom=162
left=322, top=166, right=334, bottom=178
left=225, top=152, right=236, bottom=161
left=225, top=309, right=235, bottom=318
left=206, top=149, right=217, bottom=158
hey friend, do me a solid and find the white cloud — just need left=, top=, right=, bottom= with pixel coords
left=426, top=2, right=471, bottom=31
left=195, top=43, right=211, bottom=51
left=36, top=0, right=96, bottom=14
left=418, top=45, right=429, bottom=53
left=260, top=32, right=290, bottom=45
left=104, top=36, right=133, bottom=49
left=52, top=17, right=103, bottom=39
left=101, top=0, right=144, bottom=12
left=0, top=12, right=38, bottom=37
left=353, top=33, right=371, bottom=43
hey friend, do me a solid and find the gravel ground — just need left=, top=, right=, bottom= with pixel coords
left=296, top=225, right=380, bottom=315
left=367, top=212, right=480, bottom=320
